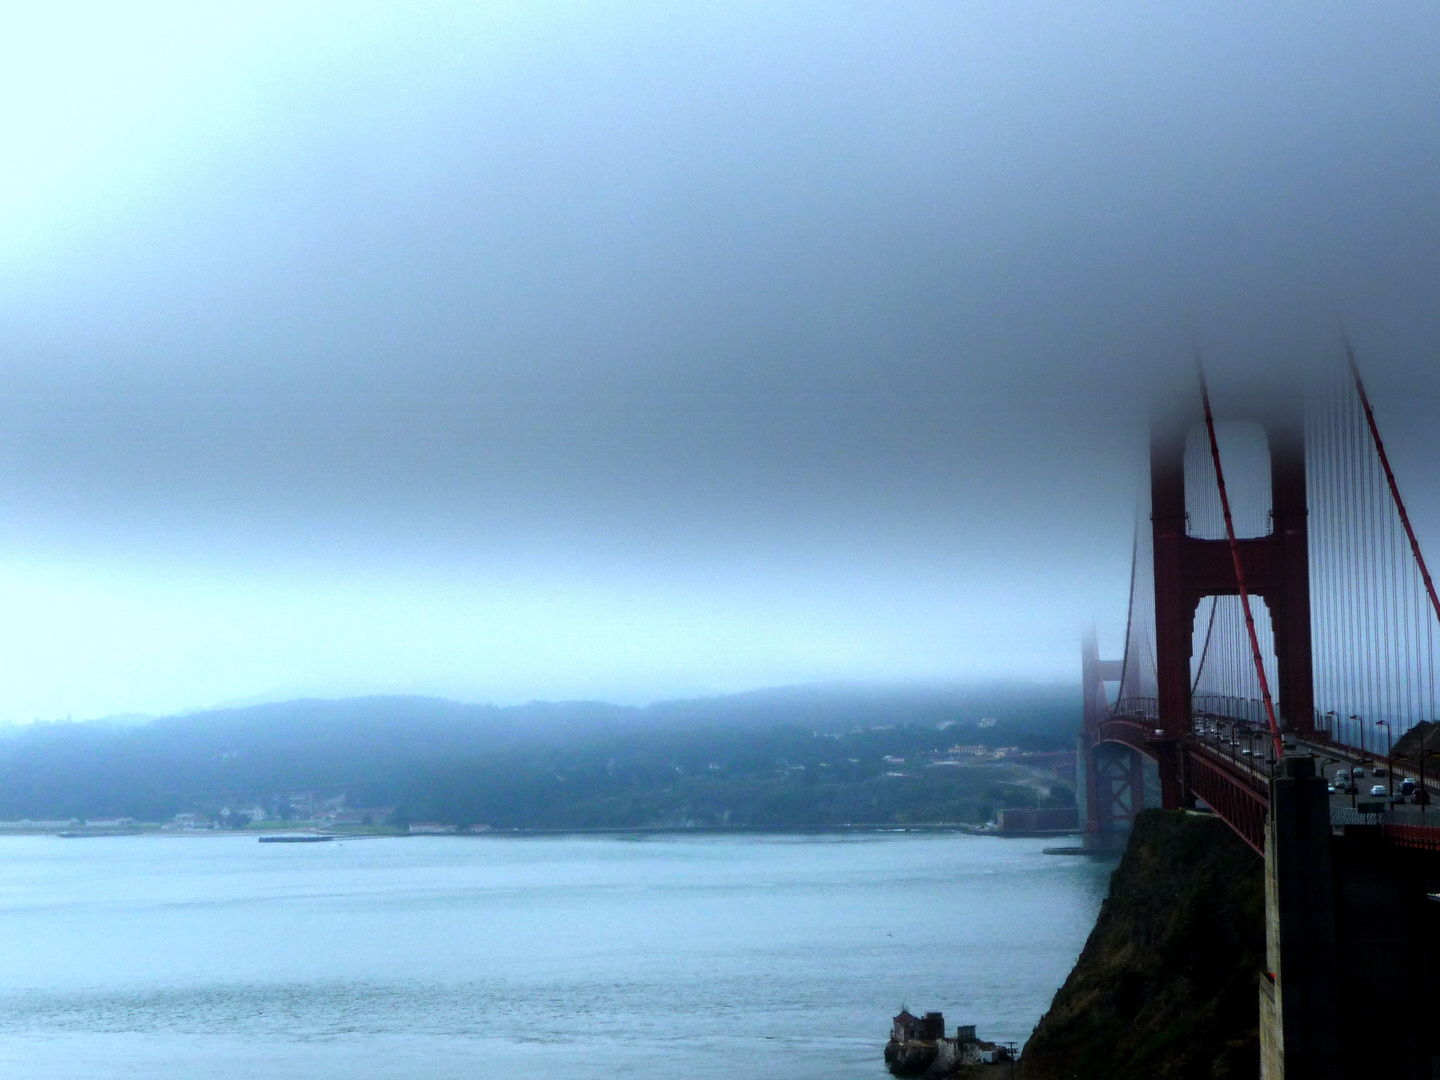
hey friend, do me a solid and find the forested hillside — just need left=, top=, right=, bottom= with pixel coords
left=0, top=682, right=1078, bottom=828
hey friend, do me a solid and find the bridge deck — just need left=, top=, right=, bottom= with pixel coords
left=1099, top=711, right=1440, bottom=856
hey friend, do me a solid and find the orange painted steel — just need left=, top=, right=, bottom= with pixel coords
left=1346, top=340, right=1440, bottom=630
left=1381, top=823, right=1440, bottom=853
left=1197, top=362, right=1285, bottom=760
left=1183, top=740, right=1268, bottom=855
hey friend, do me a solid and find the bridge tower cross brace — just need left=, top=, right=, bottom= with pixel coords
left=1150, top=406, right=1314, bottom=809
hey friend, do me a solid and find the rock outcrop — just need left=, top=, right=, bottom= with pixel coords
left=1017, top=809, right=1264, bottom=1080
left=884, top=1038, right=939, bottom=1076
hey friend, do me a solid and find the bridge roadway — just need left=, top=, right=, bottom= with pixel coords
left=1099, top=711, right=1440, bottom=856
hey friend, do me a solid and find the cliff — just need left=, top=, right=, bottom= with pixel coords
left=1018, top=810, right=1264, bottom=1080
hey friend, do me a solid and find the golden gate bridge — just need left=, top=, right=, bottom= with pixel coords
left=1076, top=343, right=1440, bottom=1077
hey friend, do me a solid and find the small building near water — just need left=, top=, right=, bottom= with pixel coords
left=892, top=1010, right=946, bottom=1042
left=887, top=1012, right=1013, bottom=1075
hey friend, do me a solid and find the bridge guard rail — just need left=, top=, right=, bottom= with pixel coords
left=1095, top=716, right=1155, bottom=752
left=1183, top=745, right=1268, bottom=855
left=1382, top=823, right=1440, bottom=853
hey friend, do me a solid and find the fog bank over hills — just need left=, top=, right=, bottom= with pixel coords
left=0, top=681, right=1077, bottom=825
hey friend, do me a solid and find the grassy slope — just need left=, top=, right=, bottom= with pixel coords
left=1018, top=810, right=1264, bottom=1080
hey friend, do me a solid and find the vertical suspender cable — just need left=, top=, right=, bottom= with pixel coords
left=1334, top=383, right=1347, bottom=732
left=1332, top=386, right=1343, bottom=728
left=1323, top=384, right=1341, bottom=728
left=1410, top=517, right=1421, bottom=723
left=1319, top=388, right=1330, bottom=728
left=1198, top=361, right=1285, bottom=758
left=1347, top=387, right=1367, bottom=749
left=1422, top=558, right=1434, bottom=728
left=1382, top=443, right=1396, bottom=727
left=1311, top=395, right=1326, bottom=724
left=1342, top=389, right=1354, bottom=745
left=1194, top=597, right=1217, bottom=696
left=1347, top=340, right=1440, bottom=736
left=1114, top=517, right=1139, bottom=714
left=1365, top=397, right=1376, bottom=737
left=1346, top=339, right=1440, bottom=630
left=1342, top=385, right=1353, bottom=748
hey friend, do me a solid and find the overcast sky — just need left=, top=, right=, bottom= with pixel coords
left=1, top=2, right=1438, bottom=721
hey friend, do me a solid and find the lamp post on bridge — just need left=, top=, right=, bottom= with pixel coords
left=1417, top=749, right=1440, bottom=818
left=1343, top=714, right=1363, bottom=809
left=1375, top=719, right=1393, bottom=800
left=1254, top=726, right=1275, bottom=774
left=1318, top=755, right=1343, bottom=807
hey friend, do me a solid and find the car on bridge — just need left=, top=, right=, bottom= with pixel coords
left=1370, top=784, right=1388, bottom=797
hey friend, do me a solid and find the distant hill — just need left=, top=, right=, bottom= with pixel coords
left=0, top=681, right=1078, bottom=826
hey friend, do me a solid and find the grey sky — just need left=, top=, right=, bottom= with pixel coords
left=1, top=2, right=1438, bottom=721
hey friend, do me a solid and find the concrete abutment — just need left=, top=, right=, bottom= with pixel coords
left=1261, top=754, right=1440, bottom=1079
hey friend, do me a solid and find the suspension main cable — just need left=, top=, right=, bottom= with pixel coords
left=1197, top=361, right=1285, bottom=758
left=1346, top=337, right=1440, bottom=630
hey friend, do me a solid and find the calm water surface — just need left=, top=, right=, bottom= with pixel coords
left=0, top=832, right=1113, bottom=1079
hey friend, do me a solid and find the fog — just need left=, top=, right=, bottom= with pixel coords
left=1, top=2, right=1438, bottom=721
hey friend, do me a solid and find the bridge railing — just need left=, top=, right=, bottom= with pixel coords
left=1112, top=696, right=1157, bottom=720
left=1183, top=742, right=1268, bottom=854
left=1382, top=823, right=1440, bottom=852
left=1191, top=694, right=1272, bottom=727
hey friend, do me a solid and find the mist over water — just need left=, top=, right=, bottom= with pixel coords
left=0, top=4, right=1437, bottom=720
left=0, top=833, right=1111, bottom=1079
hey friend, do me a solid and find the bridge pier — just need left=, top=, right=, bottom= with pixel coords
left=1155, top=740, right=1187, bottom=811
left=1260, top=755, right=1340, bottom=1079
left=1261, top=755, right=1440, bottom=1079
left=1078, top=737, right=1160, bottom=849
left=1328, top=824, right=1440, bottom=1077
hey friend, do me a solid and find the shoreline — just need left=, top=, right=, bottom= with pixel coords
left=0, top=822, right=1084, bottom=840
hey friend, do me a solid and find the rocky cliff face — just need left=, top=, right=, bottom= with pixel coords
left=884, top=1038, right=938, bottom=1075
left=1018, top=810, right=1264, bottom=1080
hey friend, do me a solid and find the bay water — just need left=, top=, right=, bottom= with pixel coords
left=0, top=832, right=1113, bottom=1078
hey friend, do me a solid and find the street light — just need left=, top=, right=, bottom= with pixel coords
left=1325, top=710, right=1337, bottom=742
left=1375, top=719, right=1393, bottom=799
left=1350, top=714, right=1363, bottom=756
left=1318, top=755, right=1342, bottom=802
left=1417, top=749, right=1440, bottom=818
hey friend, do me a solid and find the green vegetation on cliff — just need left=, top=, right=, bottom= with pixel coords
left=1019, top=810, right=1264, bottom=1080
